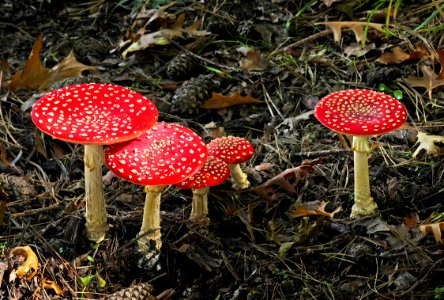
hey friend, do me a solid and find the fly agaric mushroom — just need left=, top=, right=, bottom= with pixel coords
left=105, top=122, right=207, bottom=252
left=176, top=156, right=230, bottom=226
left=207, top=136, right=254, bottom=189
left=31, top=83, right=158, bottom=241
left=314, top=89, right=407, bottom=217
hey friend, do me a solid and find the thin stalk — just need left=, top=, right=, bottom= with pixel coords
left=350, top=136, right=378, bottom=217
left=138, top=185, right=166, bottom=252
left=84, top=144, right=108, bottom=241
left=190, top=186, right=210, bottom=226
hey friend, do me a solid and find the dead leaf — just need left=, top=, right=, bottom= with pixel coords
left=9, top=34, right=95, bottom=91
left=377, top=45, right=430, bottom=65
left=377, top=47, right=411, bottom=64
left=252, top=159, right=320, bottom=202
left=289, top=201, right=342, bottom=219
left=254, top=162, right=275, bottom=172
left=404, top=65, right=444, bottom=99
left=318, top=21, right=385, bottom=45
left=122, top=14, right=210, bottom=59
left=10, top=245, right=39, bottom=280
left=412, top=131, right=444, bottom=158
left=201, top=91, right=263, bottom=109
left=42, top=277, right=64, bottom=295
left=419, top=222, right=444, bottom=244
left=436, top=49, right=444, bottom=79
left=403, top=213, right=420, bottom=229
left=237, top=47, right=268, bottom=71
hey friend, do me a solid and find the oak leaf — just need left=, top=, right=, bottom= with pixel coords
left=318, top=21, right=385, bottom=45
left=201, top=91, right=263, bottom=109
left=419, top=222, right=444, bottom=244
left=9, top=34, right=95, bottom=91
left=252, top=159, right=320, bottom=202
left=377, top=45, right=430, bottom=65
left=289, top=200, right=342, bottom=219
left=10, top=246, right=38, bottom=280
left=403, top=65, right=444, bottom=99
left=412, top=131, right=444, bottom=158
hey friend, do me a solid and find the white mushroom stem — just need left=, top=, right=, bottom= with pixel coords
left=138, top=185, right=166, bottom=252
left=229, top=164, right=250, bottom=190
left=350, top=136, right=378, bottom=217
left=84, top=144, right=108, bottom=242
left=190, top=186, right=210, bottom=226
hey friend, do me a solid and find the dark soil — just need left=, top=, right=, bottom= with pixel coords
left=1, top=0, right=444, bottom=299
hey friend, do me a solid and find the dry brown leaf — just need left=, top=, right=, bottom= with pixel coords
left=252, top=159, right=320, bottom=202
left=201, top=91, right=263, bottom=109
left=403, top=65, right=444, bottom=99
left=436, top=49, right=444, bottom=79
left=289, top=201, right=342, bottom=219
left=403, top=213, right=420, bottom=229
left=318, top=21, right=385, bottom=45
left=412, top=131, right=444, bottom=158
left=419, top=222, right=444, bottom=244
left=9, top=34, right=95, bottom=91
left=377, top=45, right=431, bottom=65
left=42, top=277, right=64, bottom=295
left=10, top=245, right=38, bottom=280
left=377, top=47, right=411, bottom=64
left=238, top=48, right=268, bottom=71
left=122, top=14, right=210, bottom=59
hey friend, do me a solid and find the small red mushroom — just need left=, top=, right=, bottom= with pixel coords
left=105, top=122, right=207, bottom=252
left=31, top=83, right=158, bottom=241
left=314, top=89, right=407, bottom=216
left=207, top=136, right=254, bottom=190
left=176, top=156, right=230, bottom=226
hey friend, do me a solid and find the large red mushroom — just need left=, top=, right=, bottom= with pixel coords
left=31, top=83, right=158, bottom=241
left=207, top=136, right=254, bottom=190
left=105, top=122, right=207, bottom=252
left=314, top=89, right=407, bottom=216
left=176, top=156, right=230, bottom=226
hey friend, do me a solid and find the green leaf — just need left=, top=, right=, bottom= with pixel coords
left=378, top=83, right=388, bottom=91
left=79, top=275, right=95, bottom=287
left=393, top=90, right=403, bottom=100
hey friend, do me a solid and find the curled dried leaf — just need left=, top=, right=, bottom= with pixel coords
left=42, top=277, right=64, bottom=296
left=10, top=245, right=38, bottom=280
left=419, top=222, right=444, bottom=244
left=412, top=131, right=444, bottom=158
left=289, top=201, right=342, bottom=219
left=201, top=91, right=263, bottom=109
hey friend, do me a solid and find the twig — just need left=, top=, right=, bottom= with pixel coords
left=281, top=29, right=332, bottom=52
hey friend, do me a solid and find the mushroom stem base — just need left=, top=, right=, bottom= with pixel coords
left=84, top=144, right=108, bottom=242
left=229, top=164, right=250, bottom=190
left=138, top=185, right=165, bottom=252
left=190, top=187, right=210, bottom=226
left=350, top=136, right=378, bottom=217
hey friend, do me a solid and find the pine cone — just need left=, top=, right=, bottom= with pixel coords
left=236, top=20, right=255, bottom=38
left=170, top=75, right=214, bottom=115
left=167, top=53, right=200, bottom=81
left=107, top=282, right=154, bottom=300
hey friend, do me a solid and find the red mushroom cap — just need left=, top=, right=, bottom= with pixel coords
left=314, top=89, right=407, bottom=136
left=176, top=156, right=230, bottom=190
left=207, top=136, right=254, bottom=164
left=105, top=122, right=208, bottom=186
left=31, top=83, right=158, bottom=145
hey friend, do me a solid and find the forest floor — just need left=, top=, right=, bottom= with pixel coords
left=1, top=0, right=444, bottom=299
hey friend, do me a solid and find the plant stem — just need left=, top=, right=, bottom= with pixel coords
left=138, top=185, right=165, bottom=252
left=190, top=186, right=210, bottom=226
left=84, top=144, right=108, bottom=241
left=350, top=136, right=378, bottom=217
